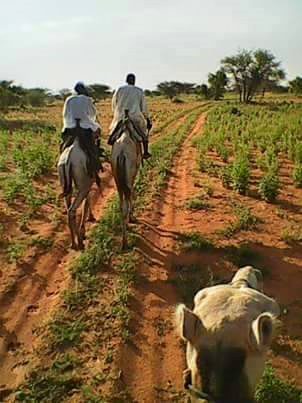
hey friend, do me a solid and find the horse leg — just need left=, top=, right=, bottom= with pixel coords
left=68, top=187, right=90, bottom=250
left=87, top=194, right=96, bottom=222
left=129, top=190, right=136, bottom=224
left=79, top=196, right=90, bottom=242
left=118, top=190, right=128, bottom=250
left=67, top=207, right=77, bottom=250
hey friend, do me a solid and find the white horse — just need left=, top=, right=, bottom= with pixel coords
left=111, top=118, right=142, bottom=249
left=58, top=138, right=95, bottom=250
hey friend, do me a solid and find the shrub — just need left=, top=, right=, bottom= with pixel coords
left=179, top=232, right=213, bottom=251
left=231, top=154, right=250, bottom=194
left=222, top=204, right=259, bottom=238
left=258, top=170, right=280, bottom=202
left=220, top=165, right=232, bottom=189
left=185, top=197, right=209, bottom=211
left=293, top=164, right=302, bottom=188
left=255, top=365, right=301, bottom=403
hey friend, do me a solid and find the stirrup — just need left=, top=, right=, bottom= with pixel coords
left=143, top=152, right=151, bottom=160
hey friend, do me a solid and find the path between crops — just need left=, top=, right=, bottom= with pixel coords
left=120, top=113, right=206, bottom=402
left=0, top=110, right=194, bottom=396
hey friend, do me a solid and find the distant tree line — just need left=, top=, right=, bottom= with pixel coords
left=0, top=81, right=113, bottom=111
left=1, top=48, right=301, bottom=111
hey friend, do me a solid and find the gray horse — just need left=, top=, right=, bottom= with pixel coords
left=58, top=138, right=95, bottom=250
left=111, top=118, right=142, bottom=249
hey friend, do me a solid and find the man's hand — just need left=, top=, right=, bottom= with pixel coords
left=146, top=118, right=152, bottom=131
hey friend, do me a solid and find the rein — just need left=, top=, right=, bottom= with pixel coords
left=187, top=384, right=216, bottom=402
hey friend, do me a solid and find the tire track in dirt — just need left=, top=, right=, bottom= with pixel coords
left=120, top=114, right=206, bottom=402
left=0, top=110, right=195, bottom=396
left=0, top=164, right=116, bottom=393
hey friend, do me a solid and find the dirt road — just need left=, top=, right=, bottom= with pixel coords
left=120, top=114, right=206, bottom=402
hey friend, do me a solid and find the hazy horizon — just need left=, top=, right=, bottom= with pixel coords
left=1, top=0, right=301, bottom=92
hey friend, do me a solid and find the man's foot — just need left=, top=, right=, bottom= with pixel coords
left=143, top=152, right=151, bottom=160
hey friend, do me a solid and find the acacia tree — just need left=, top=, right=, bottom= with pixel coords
left=89, top=84, right=111, bottom=101
left=195, top=84, right=209, bottom=99
left=221, top=49, right=285, bottom=103
left=157, top=81, right=196, bottom=100
left=289, top=76, right=302, bottom=95
left=208, top=69, right=228, bottom=100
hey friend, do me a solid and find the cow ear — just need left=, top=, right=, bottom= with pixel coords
left=254, top=269, right=264, bottom=291
left=250, top=313, right=275, bottom=351
left=175, top=304, right=205, bottom=345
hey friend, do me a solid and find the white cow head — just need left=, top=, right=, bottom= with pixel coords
left=175, top=284, right=279, bottom=403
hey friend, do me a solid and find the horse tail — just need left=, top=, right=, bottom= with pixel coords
left=116, top=152, right=131, bottom=199
left=58, top=161, right=73, bottom=197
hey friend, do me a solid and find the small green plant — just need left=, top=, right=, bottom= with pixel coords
left=258, top=170, right=280, bottom=202
left=0, top=223, right=6, bottom=246
left=203, top=180, right=214, bottom=197
left=281, top=224, right=302, bottom=244
left=220, top=165, right=232, bottom=189
left=231, top=154, right=250, bottom=194
left=255, top=365, right=301, bottom=403
left=217, top=143, right=229, bottom=162
left=16, top=356, right=81, bottom=403
left=222, top=204, right=259, bottom=238
left=50, top=316, right=86, bottom=347
left=179, top=232, right=213, bottom=251
left=293, top=163, right=302, bottom=188
left=30, top=236, right=54, bottom=250
left=185, top=197, right=209, bottom=211
left=7, top=242, right=26, bottom=263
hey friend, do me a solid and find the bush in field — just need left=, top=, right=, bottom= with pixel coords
left=220, top=165, right=232, bottom=189
left=258, top=170, right=280, bottom=202
left=293, top=164, right=302, bottom=187
left=13, top=142, right=54, bottom=178
left=295, top=143, right=302, bottom=164
left=216, top=143, right=229, bottom=162
left=231, top=154, right=250, bottom=194
left=289, top=76, right=302, bottom=95
left=255, top=365, right=301, bottom=403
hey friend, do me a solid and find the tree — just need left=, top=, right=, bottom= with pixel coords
left=89, top=84, right=111, bottom=101
left=208, top=69, right=228, bottom=100
left=221, top=49, right=285, bottom=103
left=25, top=88, right=51, bottom=107
left=195, top=84, right=209, bottom=99
left=58, top=88, right=72, bottom=100
left=0, top=80, right=23, bottom=110
left=289, top=76, right=302, bottom=95
left=156, top=81, right=197, bottom=100
left=157, top=81, right=178, bottom=100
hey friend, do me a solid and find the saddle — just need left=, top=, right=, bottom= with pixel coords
left=61, top=119, right=103, bottom=184
left=108, top=111, right=147, bottom=146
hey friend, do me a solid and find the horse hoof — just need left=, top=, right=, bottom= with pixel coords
left=78, top=243, right=85, bottom=251
left=122, top=242, right=128, bottom=251
left=71, top=243, right=78, bottom=250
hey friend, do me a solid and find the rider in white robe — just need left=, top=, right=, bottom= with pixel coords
left=110, top=74, right=152, bottom=159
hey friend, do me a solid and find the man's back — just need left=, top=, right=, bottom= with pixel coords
left=63, top=94, right=99, bottom=131
left=113, top=84, right=148, bottom=121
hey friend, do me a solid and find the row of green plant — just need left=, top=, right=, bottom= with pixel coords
left=14, top=106, right=208, bottom=402
left=0, top=128, right=59, bottom=214
left=195, top=102, right=302, bottom=201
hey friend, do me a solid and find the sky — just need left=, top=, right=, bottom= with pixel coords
left=1, top=0, right=301, bottom=92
